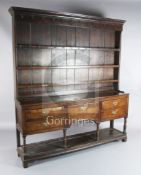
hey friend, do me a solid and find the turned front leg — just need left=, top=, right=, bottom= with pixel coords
left=23, top=135, right=27, bottom=152
left=16, top=128, right=21, bottom=148
left=16, top=109, right=21, bottom=149
left=96, top=122, right=100, bottom=141
left=110, top=120, right=114, bottom=129
left=63, top=128, right=67, bottom=148
left=123, top=117, right=127, bottom=134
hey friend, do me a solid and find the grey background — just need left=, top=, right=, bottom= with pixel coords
left=0, top=0, right=141, bottom=174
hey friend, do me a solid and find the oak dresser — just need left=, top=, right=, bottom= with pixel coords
left=9, top=7, right=129, bottom=168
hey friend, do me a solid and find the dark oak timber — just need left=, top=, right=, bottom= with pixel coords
left=9, top=6, right=129, bottom=168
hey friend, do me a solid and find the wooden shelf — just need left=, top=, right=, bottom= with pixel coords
left=18, top=89, right=123, bottom=104
left=18, top=80, right=118, bottom=89
left=92, top=80, right=118, bottom=83
left=17, top=65, right=119, bottom=70
left=17, top=128, right=126, bottom=166
left=16, top=44, right=120, bottom=51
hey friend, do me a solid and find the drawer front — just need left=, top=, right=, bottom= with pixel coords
left=101, top=106, right=128, bottom=121
left=68, top=102, right=99, bottom=120
left=102, top=96, right=128, bottom=110
left=24, top=106, right=66, bottom=121
left=24, top=116, right=70, bottom=134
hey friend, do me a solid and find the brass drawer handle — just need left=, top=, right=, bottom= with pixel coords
left=42, top=107, right=63, bottom=114
left=112, top=109, right=118, bottom=115
left=113, top=101, right=118, bottom=106
left=43, top=121, right=48, bottom=127
left=43, top=116, right=53, bottom=126
left=42, top=111, right=48, bottom=115
left=80, top=104, right=88, bottom=111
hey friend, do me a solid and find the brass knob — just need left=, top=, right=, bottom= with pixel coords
left=43, top=121, right=48, bottom=127
left=80, top=104, right=88, bottom=111
left=112, top=109, right=118, bottom=114
left=43, top=116, right=51, bottom=126
left=113, top=101, right=118, bottom=106
left=42, top=112, right=48, bottom=117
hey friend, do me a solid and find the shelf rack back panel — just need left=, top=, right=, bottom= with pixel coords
left=11, top=7, right=124, bottom=99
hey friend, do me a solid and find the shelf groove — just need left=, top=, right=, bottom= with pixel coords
left=18, top=80, right=118, bottom=89
left=17, top=65, right=119, bottom=70
left=16, top=44, right=120, bottom=51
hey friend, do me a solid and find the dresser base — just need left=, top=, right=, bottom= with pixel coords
left=17, top=128, right=127, bottom=168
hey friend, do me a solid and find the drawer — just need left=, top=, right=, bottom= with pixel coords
left=101, top=106, right=128, bottom=121
left=102, top=96, right=128, bottom=110
left=24, top=106, right=66, bottom=121
left=68, top=102, right=99, bottom=120
left=24, top=116, right=70, bottom=134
